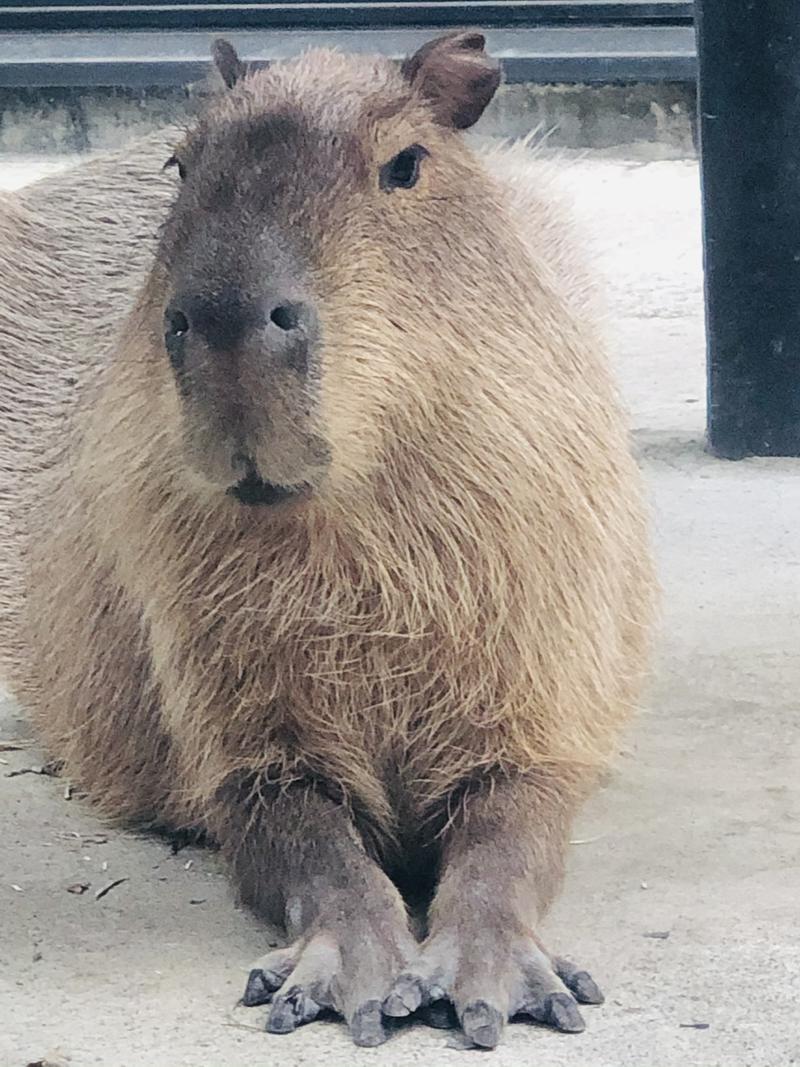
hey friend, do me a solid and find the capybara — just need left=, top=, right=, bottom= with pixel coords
left=0, top=130, right=177, bottom=666
left=0, top=33, right=654, bottom=1049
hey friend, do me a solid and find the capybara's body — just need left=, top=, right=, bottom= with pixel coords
left=0, top=35, right=654, bottom=1049
left=0, top=131, right=177, bottom=667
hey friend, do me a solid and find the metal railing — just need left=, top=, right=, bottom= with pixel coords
left=0, top=0, right=696, bottom=86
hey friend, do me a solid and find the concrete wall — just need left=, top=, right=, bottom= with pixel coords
left=0, top=80, right=697, bottom=157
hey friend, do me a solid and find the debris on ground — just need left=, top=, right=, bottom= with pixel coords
left=94, top=878, right=127, bottom=901
left=6, top=765, right=56, bottom=779
left=56, top=832, right=109, bottom=845
left=680, top=1022, right=711, bottom=1030
left=643, top=931, right=671, bottom=939
left=66, top=883, right=90, bottom=895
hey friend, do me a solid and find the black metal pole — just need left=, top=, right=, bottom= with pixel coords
left=697, top=0, right=800, bottom=458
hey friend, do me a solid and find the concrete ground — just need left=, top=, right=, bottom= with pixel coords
left=1, top=150, right=799, bottom=1067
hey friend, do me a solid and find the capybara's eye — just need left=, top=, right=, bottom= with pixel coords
left=380, top=144, right=429, bottom=192
left=164, top=154, right=187, bottom=181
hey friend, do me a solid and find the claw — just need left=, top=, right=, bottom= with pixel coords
left=554, top=958, right=604, bottom=1005
left=545, top=992, right=585, bottom=1033
left=571, top=971, right=604, bottom=1005
left=461, top=1000, right=504, bottom=1049
left=266, top=998, right=299, bottom=1035
left=446, top=1032, right=477, bottom=1051
left=350, top=1000, right=388, bottom=1047
left=242, top=968, right=273, bottom=1007
left=267, top=986, right=322, bottom=1034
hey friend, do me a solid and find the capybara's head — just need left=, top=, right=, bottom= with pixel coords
left=155, top=33, right=501, bottom=507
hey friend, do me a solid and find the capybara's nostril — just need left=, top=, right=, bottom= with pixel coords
left=165, top=307, right=190, bottom=339
left=270, top=302, right=307, bottom=333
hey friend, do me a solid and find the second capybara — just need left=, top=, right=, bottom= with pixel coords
left=1, top=34, right=654, bottom=1049
left=0, top=130, right=176, bottom=666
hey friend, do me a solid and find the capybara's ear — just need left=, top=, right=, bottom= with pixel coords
left=212, top=38, right=247, bottom=89
left=401, top=31, right=501, bottom=130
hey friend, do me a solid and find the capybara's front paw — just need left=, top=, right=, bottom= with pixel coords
left=241, top=913, right=415, bottom=1047
left=382, top=928, right=603, bottom=1050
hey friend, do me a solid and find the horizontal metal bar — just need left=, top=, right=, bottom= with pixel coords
left=0, top=1, right=696, bottom=32
left=0, top=2, right=695, bottom=31
left=0, top=25, right=697, bottom=86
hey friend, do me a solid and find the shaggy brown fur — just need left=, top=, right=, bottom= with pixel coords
left=0, top=34, right=654, bottom=1050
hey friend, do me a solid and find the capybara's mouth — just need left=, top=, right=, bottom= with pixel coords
left=228, top=472, right=304, bottom=507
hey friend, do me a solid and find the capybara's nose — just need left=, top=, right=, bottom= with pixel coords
left=268, top=301, right=313, bottom=335
left=169, top=289, right=260, bottom=353
left=166, top=290, right=316, bottom=368
left=266, top=300, right=317, bottom=376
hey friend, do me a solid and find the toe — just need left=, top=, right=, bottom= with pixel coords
left=242, top=968, right=274, bottom=1007
left=244, top=946, right=297, bottom=1008
left=460, top=1000, right=504, bottom=1049
left=266, top=996, right=299, bottom=1035
left=382, top=973, right=425, bottom=1017
left=543, top=991, right=586, bottom=1033
left=266, top=986, right=322, bottom=1034
left=570, top=971, right=604, bottom=1005
left=554, top=959, right=604, bottom=1005
left=349, top=1000, right=389, bottom=1047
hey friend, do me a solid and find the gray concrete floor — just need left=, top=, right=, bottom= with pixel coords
left=1, top=154, right=798, bottom=1067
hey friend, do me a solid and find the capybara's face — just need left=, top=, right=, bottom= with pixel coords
left=156, top=34, right=500, bottom=506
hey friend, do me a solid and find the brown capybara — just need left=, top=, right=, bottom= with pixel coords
left=1, top=34, right=654, bottom=1049
left=0, top=130, right=177, bottom=667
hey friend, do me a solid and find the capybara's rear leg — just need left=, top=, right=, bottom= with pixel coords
left=218, top=777, right=416, bottom=1047
left=383, top=769, right=603, bottom=1049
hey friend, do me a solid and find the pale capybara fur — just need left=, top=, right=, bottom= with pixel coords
left=0, top=34, right=654, bottom=1048
left=0, top=131, right=177, bottom=667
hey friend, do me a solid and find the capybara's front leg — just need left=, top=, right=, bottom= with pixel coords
left=218, top=778, right=416, bottom=1046
left=383, top=769, right=604, bottom=1049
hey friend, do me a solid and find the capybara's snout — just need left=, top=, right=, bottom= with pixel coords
left=162, top=281, right=325, bottom=500
left=164, top=287, right=317, bottom=374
